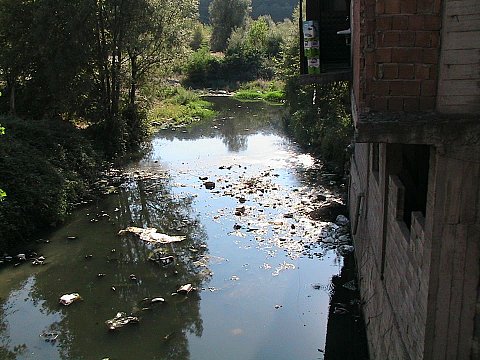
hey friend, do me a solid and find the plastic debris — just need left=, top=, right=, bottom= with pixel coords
left=118, top=227, right=186, bottom=244
left=105, top=312, right=139, bottom=330
left=16, top=254, right=26, bottom=261
left=59, top=293, right=82, bottom=306
left=204, top=181, right=215, bottom=190
left=177, top=284, right=194, bottom=294
left=40, top=331, right=59, bottom=342
left=150, top=297, right=165, bottom=304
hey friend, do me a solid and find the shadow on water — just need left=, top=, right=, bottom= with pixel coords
left=0, top=171, right=209, bottom=359
left=0, top=96, right=368, bottom=359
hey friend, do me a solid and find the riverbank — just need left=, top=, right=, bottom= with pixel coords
left=0, top=116, right=105, bottom=252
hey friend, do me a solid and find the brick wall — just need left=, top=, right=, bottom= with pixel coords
left=354, top=0, right=442, bottom=112
left=351, top=143, right=432, bottom=359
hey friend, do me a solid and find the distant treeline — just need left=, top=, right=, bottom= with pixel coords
left=199, top=0, right=298, bottom=23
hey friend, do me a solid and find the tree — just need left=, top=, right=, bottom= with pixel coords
left=209, top=0, right=251, bottom=52
left=93, top=0, right=197, bottom=155
left=0, top=121, right=4, bottom=201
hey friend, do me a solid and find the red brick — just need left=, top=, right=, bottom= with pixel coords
left=392, top=48, right=422, bottom=63
left=366, top=65, right=376, bottom=80
left=376, top=48, right=392, bottom=62
left=415, top=32, right=432, bottom=47
left=379, top=64, right=399, bottom=79
left=408, top=15, right=424, bottom=30
left=399, top=31, right=416, bottom=46
left=423, top=48, right=439, bottom=64
left=365, top=20, right=376, bottom=33
left=398, top=64, right=415, bottom=79
left=366, top=4, right=376, bottom=19
left=390, top=80, right=421, bottom=96
left=431, top=32, right=440, bottom=47
left=381, top=31, right=400, bottom=47
left=421, top=80, right=437, bottom=96
left=388, top=97, right=404, bottom=111
left=373, top=96, right=389, bottom=111
left=376, top=0, right=385, bottom=14
left=419, top=96, right=436, bottom=110
left=429, top=64, right=438, bottom=80
left=424, top=15, right=441, bottom=30
left=392, top=16, right=409, bottom=30
left=403, top=97, right=420, bottom=111
left=385, top=0, right=401, bottom=14
left=377, top=16, right=393, bottom=30
left=417, top=0, right=434, bottom=14
left=401, top=0, right=417, bottom=14
left=365, top=50, right=375, bottom=66
left=415, top=64, right=431, bottom=79
left=372, top=80, right=391, bottom=94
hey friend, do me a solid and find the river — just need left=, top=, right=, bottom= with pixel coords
left=0, top=97, right=367, bottom=360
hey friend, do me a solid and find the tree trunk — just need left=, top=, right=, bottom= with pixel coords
left=7, top=76, right=16, bottom=116
left=129, top=52, right=138, bottom=106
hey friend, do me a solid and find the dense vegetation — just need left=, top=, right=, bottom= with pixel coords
left=0, top=1, right=352, bottom=252
left=199, top=0, right=298, bottom=23
left=0, top=115, right=102, bottom=249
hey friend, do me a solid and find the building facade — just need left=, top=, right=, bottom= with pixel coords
left=347, top=0, right=480, bottom=359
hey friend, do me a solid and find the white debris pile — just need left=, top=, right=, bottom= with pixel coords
left=118, top=227, right=186, bottom=244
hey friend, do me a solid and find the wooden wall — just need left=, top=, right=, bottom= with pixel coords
left=437, top=0, right=480, bottom=113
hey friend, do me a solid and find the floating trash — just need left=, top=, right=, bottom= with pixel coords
left=40, top=331, right=59, bottom=342
left=118, top=227, right=186, bottom=244
left=105, top=312, right=139, bottom=330
left=59, top=293, right=82, bottom=306
left=177, top=284, right=195, bottom=294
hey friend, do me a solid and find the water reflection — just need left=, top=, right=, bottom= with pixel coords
left=0, top=165, right=210, bottom=359
left=0, top=96, right=367, bottom=360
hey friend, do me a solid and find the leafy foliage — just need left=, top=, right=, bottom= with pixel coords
left=200, top=0, right=297, bottom=23
left=284, top=81, right=353, bottom=168
left=147, top=86, right=216, bottom=127
left=0, top=116, right=102, bottom=249
left=209, top=0, right=251, bottom=51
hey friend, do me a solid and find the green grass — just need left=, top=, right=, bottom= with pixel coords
left=234, top=80, right=285, bottom=104
left=147, top=86, right=216, bottom=128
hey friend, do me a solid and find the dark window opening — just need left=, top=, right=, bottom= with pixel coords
left=302, top=0, right=351, bottom=74
left=397, top=145, right=430, bottom=228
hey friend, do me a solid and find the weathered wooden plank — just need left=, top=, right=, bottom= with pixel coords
left=441, top=63, right=480, bottom=80
left=460, top=162, right=480, bottom=223
left=437, top=80, right=480, bottom=96
left=442, top=30, right=480, bottom=50
left=457, top=225, right=480, bottom=358
left=444, top=14, right=480, bottom=32
left=355, top=116, right=480, bottom=144
left=446, top=0, right=480, bottom=16
left=432, top=224, right=456, bottom=360
left=437, top=95, right=480, bottom=106
left=438, top=103, right=480, bottom=113
left=446, top=225, right=467, bottom=358
left=445, top=158, right=463, bottom=224
left=441, top=49, right=480, bottom=64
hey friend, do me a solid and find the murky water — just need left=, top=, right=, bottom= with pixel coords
left=0, top=97, right=360, bottom=360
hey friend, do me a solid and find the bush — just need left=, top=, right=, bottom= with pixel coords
left=147, top=86, right=215, bottom=127
left=284, top=80, right=353, bottom=169
left=0, top=116, right=102, bottom=250
left=183, top=47, right=222, bottom=84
